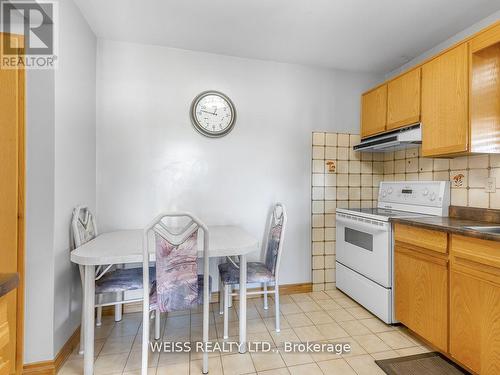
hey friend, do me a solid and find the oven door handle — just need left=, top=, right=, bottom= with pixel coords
left=336, top=215, right=388, bottom=234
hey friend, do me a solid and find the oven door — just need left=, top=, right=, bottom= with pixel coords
left=336, top=212, right=391, bottom=287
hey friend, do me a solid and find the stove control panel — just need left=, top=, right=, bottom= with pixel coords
left=378, top=181, right=450, bottom=216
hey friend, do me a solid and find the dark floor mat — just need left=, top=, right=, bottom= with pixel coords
left=375, top=352, right=470, bottom=375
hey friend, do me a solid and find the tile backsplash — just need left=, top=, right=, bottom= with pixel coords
left=311, top=131, right=500, bottom=292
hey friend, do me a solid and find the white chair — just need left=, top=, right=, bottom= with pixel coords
left=218, top=203, right=287, bottom=339
left=71, top=206, right=157, bottom=354
left=142, top=213, right=210, bottom=375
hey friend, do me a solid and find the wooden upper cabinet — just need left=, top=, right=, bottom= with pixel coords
left=387, top=68, right=421, bottom=130
left=361, top=84, right=387, bottom=138
left=421, top=43, right=469, bottom=156
left=469, top=22, right=500, bottom=154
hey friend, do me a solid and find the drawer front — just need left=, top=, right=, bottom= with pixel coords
left=395, top=224, right=448, bottom=254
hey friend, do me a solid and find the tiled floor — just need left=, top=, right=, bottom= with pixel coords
left=60, top=289, right=431, bottom=375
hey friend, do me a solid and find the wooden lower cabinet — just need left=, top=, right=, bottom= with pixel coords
left=0, top=295, right=11, bottom=375
left=395, top=244, right=448, bottom=352
left=450, top=235, right=500, bottom=375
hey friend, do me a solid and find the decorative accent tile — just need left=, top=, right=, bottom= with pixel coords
left=450, top=171, right=467, bottom=188
left=325, top=160, right=336, bottom=173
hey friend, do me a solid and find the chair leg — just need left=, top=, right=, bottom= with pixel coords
left=155, top=307, right=161, bottom=340
left=115, top=292, right=123, bottom=322
left=275, top=285, right=280, bottom=332
left=223, top=284, right=229, bottom=339
left=228, top=285, right=233, bottom=308
left=263, top=282, right=268, bottom=310
left=219, top=276, right=224, bottom=315
left=96, top=294, right=103, bottom=326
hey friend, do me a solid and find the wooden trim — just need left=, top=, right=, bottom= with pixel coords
left=103, top=282, right=313, bottom=315
left=16, top=37, right=25, bottom=375
left=385, top=114, right=420, bottom=130
left=53, top=327, right=80, bottom=373
left=22, top=362, right=54, bottom=375
left=22, top=326, right=80, bottom=375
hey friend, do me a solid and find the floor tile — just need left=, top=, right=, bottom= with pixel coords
left=327, top=308, right=356, bottom=322
left=269, top=329, right=300, bottom=348
left=100, top=335, right=135, bottom=355
left=338, top=320, right=371, bottom=336
left=284, top=313, right=314, bottom=328
left=293, top=325, right=325, bottom=342
left=287, top=362, right=323, bottom=375
left=315, top=323, right=348, bottom=340
left=316, top=358, right=357, bottom=375
left=352, top=334, right=392, bottom=354
left=190, top=355, right=223, bottom=375
left=257, top=367, right=290, bottom=375
left=279, top=350, right=314, bottom=367
left=251, top=351, right=286, bottom=372
left=357, top=318, right=394, bottom=334
left=305, top=311, right=334, bottom=325
left=376, top=331, right=416, bottom=350
left=345, top=354, right=386, bottom=375
left=221, top=352, right=256, bottom=375
left=156, top=362, right=189, bottom=375
left=93, top=353, right=128, bottom=375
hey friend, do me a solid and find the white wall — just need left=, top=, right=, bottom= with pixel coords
left=386, top=10, right=500, bottom=79
left=53, top=0, right=97, bottom=355
left=24, top=0, right=96, bottom=363
left=96, top=40, right=380, bottom=286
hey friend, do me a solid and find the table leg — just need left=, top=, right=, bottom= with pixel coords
left=84, top=265, right=95, bottom=375
left=239, top=254, right=247, bottom=353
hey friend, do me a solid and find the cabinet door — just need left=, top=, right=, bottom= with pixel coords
left=421, top=43, right=468, bottom=156
left=450, top=235, right=500, bottom=375
left=395, top=245, right=448, bottom=352
left=361, top=85, right=387, bottom=138
left=387, top=68, right=421, bottom=130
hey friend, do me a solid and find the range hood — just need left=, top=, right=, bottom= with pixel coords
left=353, top=124, right=422, bottom=152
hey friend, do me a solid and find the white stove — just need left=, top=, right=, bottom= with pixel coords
left=335, top=181, right=450, bottom=323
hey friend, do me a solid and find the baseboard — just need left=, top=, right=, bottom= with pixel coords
left=103, top=282, right=313, bottom=315
left=22, top=361, right=54, bottom=375
left=23, top=326, right=80, bottom=375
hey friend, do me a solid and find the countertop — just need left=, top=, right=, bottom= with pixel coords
left=391, top=216, right=500, bottom=242
left=0, top=273, right=18, bottom=298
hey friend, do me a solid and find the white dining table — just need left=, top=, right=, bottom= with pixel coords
left=70, top=226, right=259, bottom=375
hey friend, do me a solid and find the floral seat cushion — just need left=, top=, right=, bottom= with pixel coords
left=150, top=274, right=212, bottom=310
left=95, top=266, right=156, bottom=294
left=218, top=261, right=275, bottom=285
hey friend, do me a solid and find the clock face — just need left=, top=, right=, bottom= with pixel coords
left=190, top=91, right=236, bottom=137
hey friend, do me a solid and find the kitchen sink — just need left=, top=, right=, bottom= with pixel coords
left=463, top=226, right=500, bottom=235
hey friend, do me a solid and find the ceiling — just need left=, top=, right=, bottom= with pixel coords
left=74, top=0, right=500, bottom=73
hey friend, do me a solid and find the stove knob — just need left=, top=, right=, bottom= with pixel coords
left=387, top=187, right=393, bottom=194
left=381, top=190, right=387, bottom=197
left=423, top=189, right=429, bottom=196
left=429, top=192, right=436, bottom=201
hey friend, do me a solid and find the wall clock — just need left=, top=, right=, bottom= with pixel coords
left=190, top=91, right=236, bottom=137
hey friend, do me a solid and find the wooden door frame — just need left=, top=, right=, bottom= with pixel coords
left=1, top=32, right=25, bottom=375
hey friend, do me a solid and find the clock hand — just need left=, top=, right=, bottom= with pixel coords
left=200, top=109, right=216, bottom=115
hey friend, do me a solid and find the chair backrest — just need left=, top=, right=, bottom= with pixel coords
left=264, top=203, right=287, bottom=279
left=71, top=205, right=97, bottom=249
left=143, top=213, right=209, bottom=313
